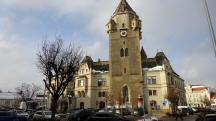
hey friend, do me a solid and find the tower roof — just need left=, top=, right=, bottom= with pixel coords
left=141, top=46, right=147, bottom=59
left=113, top=0, right=136, bottom=15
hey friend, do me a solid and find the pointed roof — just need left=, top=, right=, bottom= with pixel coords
left=113, top=0, right=136, bottom=15
left=81, top=56, right=93, bottom=68
left=141, top=46, right=147, bottom=60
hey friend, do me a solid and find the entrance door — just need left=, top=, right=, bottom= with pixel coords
left=123, top=86, right=129, bottom=104
left=80, top=102, right=84, bottom=109
left=99, top=101, right=105, bottom=109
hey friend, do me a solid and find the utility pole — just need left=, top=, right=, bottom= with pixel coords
left=203, top=0, right=216, bottom=56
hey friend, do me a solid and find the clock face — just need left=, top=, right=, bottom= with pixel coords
left=120, top=30, right=127, bottom=37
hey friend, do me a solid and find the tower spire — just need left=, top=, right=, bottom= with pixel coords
left=113, top=0, right=136, bottom=15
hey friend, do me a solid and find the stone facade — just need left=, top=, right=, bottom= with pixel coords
left=107, top=0, right=143, bottom=108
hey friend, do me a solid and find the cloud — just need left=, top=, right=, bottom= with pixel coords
left=176, top=37, right=216, bottom=87
left=85, top=41, right=102, bottom=59
left=0, top=23, right=43, bottom=91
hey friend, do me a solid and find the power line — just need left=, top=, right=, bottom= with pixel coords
left=203, top=0, right=216, bottom=57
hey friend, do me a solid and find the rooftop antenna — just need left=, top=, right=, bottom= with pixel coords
left=203, top=0, right=216, bottom=57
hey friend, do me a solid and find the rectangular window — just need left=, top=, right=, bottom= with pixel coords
left=149, top=90, right=157, bottom=96
left=98, top=91, right=106, bottom=97
left=153, top=90, right=157, bottom=96
left=98, top=79, right=107, bottom=87
left=98, top=92, right=101, bottom=97
left=149, top=90, right=152, bottom=96
left=147, top=76, right=157, bottom=84
left=78, top=80, right=84, bottom=87
left=152, top=77, right=156, bottom=84
left=102, top=92, right=106, bottom=97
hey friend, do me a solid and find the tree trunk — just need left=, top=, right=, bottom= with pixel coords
left=51, top=98, right=58, bottom=121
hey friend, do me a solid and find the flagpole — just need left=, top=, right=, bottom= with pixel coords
left=203, top=0, right=216, bottom=57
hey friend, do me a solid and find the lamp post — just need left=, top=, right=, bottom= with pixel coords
left=67, top=94, right=72, bottom=113
left=203, top=0, right=216, bottom=56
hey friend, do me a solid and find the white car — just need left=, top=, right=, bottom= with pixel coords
left=33, top=110, right=60, bottom=121
left=15, top=110, right=29, bottom=119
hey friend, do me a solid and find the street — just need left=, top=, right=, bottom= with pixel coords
left=159, top=114, right=198, bottom=121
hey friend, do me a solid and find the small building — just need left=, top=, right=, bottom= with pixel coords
left=142, top=51, right=186, bottom=113
left=185, top=85, right=210, bottom=107
left=74, top=56, right=110, bottom=109
left=0, top=92, right=20, bottom=109
left=210, top=92, right=216, bottom=108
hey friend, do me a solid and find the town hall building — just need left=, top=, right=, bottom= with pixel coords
left=48, top=0, right=187, bottom=113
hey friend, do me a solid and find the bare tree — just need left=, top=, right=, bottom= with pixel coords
left=36, top=38, right=83, bottom=120
left=202, top=95, right=211, bottom=107
left=15, top=83, right=41, bottom=110
left=166, top=88, right=179, bottom=112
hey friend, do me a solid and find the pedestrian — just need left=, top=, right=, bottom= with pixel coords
left=176, top=109, right=183, bottom=121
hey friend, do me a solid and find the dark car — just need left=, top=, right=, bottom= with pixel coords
left=203, top=109, right=216, bottom=114
left=68, top=109, right=95, bottom=121
left=181, top=108, right=191, bottom=116
left=196, top=114, right=216, bottom=121
left=15, top=110, right=29, bottom=121
left=205, top=114, right=216, bottom=121
left=0, top=110, right=19, bottom=121
left=88, top=112, right=135, bottom=121
left=195, top=107, right=205, bottom=113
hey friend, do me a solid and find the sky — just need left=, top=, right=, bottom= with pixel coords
left=0, top=0, right=215, bottom=91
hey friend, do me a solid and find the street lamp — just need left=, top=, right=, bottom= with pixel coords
left=67, top=94, right=73, bottom=113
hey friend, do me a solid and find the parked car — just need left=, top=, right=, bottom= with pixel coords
left=88, top=112, right=135, bottom=121
left=15, top=109, right=29, bottom=118
left=195, top=107, right=205, bottom=113
left=33, top=110, right=60, bottom=121
left=121, top=108, right=131, bottom=116
left=0, top=110, right=19, bottom=121
left=68, top=109, right=95, bottom=121
left=205, top=114, right=216, bottom=121
left=177, top=106, right=194, bottom=116
left=196, top=114, right=216, bottom=121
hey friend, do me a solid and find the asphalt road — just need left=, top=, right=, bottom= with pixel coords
left=160, top=114, right=198, bottom=121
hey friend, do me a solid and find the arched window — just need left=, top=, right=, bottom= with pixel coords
left=124, top=68, right=126, bottom=74
left=78, top=91, right=81, bottom=98
left=120, top=48, right=124, bottom=57
left=81, top=91, right=85, bottom=97
left=125, top=48, right=128, bottom=56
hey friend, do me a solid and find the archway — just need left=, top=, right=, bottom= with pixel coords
left=99, top=101, right=106, bottom=109
left=150, top=100, right=157, bottom=110
left=80, top=102, right=84, bottom=109
left=122, top=86, right=129, bottom=104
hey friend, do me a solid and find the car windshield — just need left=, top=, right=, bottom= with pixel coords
left=44, top=111, right=52, bottom=115
left=16, top=110, right=25, bottom=113
left=0, top=112, right=13, bottom=116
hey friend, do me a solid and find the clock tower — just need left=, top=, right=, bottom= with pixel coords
left=107, top=0, right=143, bottom=108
